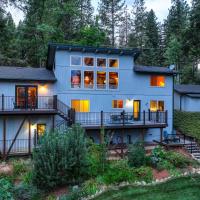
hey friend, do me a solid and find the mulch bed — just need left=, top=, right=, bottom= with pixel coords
left=153, top=169, right=170, bottom=180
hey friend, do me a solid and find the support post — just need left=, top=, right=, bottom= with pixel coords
left=141, top=129, right=145, bottom=142
left=53, top=95, right=57, bottom=110
left=28, top=117, right=31, bottom=155
left=165, top=110, right=168, bottom=125
left=52, top=115, right=55, bottom=131
left=121, top=110, right=125, bottom=158
left=100, top=111, right=103, bottom=127
left=2, top=94, right=4, bottom=111
left=160, top=128, right=163, bottom=143
left=148, top=109, right=150, bottom=121
left=156, top=110, right=159, bottom=122
left=3, top=117, right=6, bottom=159
left=143, top=110, right=145, bottom=125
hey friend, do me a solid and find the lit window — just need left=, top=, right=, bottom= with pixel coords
left=109, top=72, right=118, bottom=89
left=109, top=59, right=119, bottom=68
left=84, top=71, right=94, bottom=89
left=37, top=124, right=46, bottom=136
left=112, top=100, right=123, bottom=108
left=150, top=76, right=165, bottom=87
left=71, top=56, right=82, bottom=66
left=97, top=58, right=106, bottom=67
left=71, top=70, right=81, bottom=88
left=84, top=57, right=94, bottom=66
left=150, top=100, right=164, bottom=111
left=97, top=71, right=106, bottom=89
left=71, top=100, right=90, bottom=112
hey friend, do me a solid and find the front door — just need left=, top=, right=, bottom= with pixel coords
left=16, top=85, right=38, bottom=109
left=133, top=100, right=141, bottom=120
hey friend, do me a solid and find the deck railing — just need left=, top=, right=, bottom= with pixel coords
left=0, top=95, right=56, bottom=111
left=75, top=110, right=168, bottom=126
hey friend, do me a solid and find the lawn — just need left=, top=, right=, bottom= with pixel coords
left=174, top=110, right=200, bottom=140
left=94, top=175, right=200, bottom=200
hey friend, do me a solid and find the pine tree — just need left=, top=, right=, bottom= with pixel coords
left=98, top=0, right=125, bottom=46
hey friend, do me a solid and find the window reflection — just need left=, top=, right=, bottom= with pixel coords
left=71, top=56, right=82, bottom=66
left=84, top=71, right=94, bottom=89
left=109, top=59, right=118, bottom=68
left=84, top=57, right=94, bottom=66
left=97, top=58, right=106, bottom=67
left=97, top=71, right=106, bottom=89
left=71, top=70, right=81, bottom=88
left=109, top=72, right=118, bottom=89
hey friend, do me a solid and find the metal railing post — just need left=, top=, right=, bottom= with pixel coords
left=2, top=94, right=4, bottom=111
left=53, top=95, right=57, bottom=110
left=165, top=110, right=168, bottom=124
left=143, top=110, right=145, bottom=125
left=101, top=111, right=103, bottom=127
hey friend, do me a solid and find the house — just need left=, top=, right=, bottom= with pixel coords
left=174, top=84, right=200, bottom=112
left=0, top=43, right=176, bottom=158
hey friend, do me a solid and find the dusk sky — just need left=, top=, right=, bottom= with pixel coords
left=7, top=0, right=192, bottom=25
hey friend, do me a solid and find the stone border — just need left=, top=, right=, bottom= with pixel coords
left=83, top=168, right=200, bottom=200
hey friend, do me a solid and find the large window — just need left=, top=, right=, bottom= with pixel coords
left=71, top=100, right=90, bottom=112
left=112, top=100, right=123, bottom=108
left=71, top=70, right=81, bottom=88
left=150, top=100, right=164, bottom=111
left=84, top=71, right=94, bottom=89
left=84, top=57, right=94, bottom=66
left=70, top=56, right=82, bottom=66
left=97, top=71, right=106, bottom=89
left=150, top=76, right=165, bottom=87
left=109, top=59, right=119, bottom=68
left=97, top=58, right=106, bottom=67
left=109, top=72, right=118, bottom=89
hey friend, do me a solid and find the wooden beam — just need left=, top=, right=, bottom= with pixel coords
left=3, top=117, right=6, bottom=159
left=28, top=117, right=31, bottom=155
left=5, top=117, right=26, bottom=158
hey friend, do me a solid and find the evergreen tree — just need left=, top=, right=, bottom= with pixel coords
left=98, top=0, right=125, bottom=46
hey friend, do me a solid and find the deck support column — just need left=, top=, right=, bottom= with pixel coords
left=160, top=128, right=163, bottom=142
left=121, top=110, right=125, bottom=158
left=141, top=129, right=145, bottom=142
left=99, top=111, right=104, bottom=144
left=3, top=117, right=6, bottom=159
left=52, top=115, right=55, bottom=131
left=28, top=116, right=31, bottom=155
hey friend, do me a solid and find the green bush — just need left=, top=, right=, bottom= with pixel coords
left=12, top=159, right=30, bottom=177
left=81, top=179, right=101, bottom=197
left=127, top=142, right=146, bottom=167
left=32, top=124, right=89, bottom=190
left=13, top=183, right=43, bottom=200
left=60, top=187, right=83, bottom=200
left=102, top=160, right=134, bottom=185
left=0, top=178, right=14, bottom=200
left=133, top=166, right=153, bottom=183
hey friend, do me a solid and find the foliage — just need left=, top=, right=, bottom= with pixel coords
left=60, top=187, right=83, bottom=200
left=127, top=142, right=146, bottom=167
left=32, top=124, right=89, bottom=190
left=0, top=178, right=14, bottom=200
left=81, top=179, right=101, bottom=197
left=132, top=166, right=153, bottom=183
left=174, top=110, right=200, bottom=141
left=101, top=159, right=135, bottom=185
left=12, top=159, right=29, bottom=178
left=13, top=183, right=43, bottom=200
left=94, top=175, right=200, bottom=200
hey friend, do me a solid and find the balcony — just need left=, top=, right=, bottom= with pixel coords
left=74, top=110, right=168, bottom=129
left=0, top=95, right=57, bottom=115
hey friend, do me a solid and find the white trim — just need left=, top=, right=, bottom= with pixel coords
left=83, top=56, right=95, bottom=67
left=96, top=57, right=107, bottom=68
left=70, top=55, right=82, bottom=67
left=108, top=58, right=119, bottom=68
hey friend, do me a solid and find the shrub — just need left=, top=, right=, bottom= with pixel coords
left=82, top=179, right=101, bottom=197
left=133, top=166, right=153, bottom=183
left=60, top=187, right=83, bottom=200
left=102, top=160, right=134, bottom=185
left=12, top=159, right=30, bottom=177
left=32, top=124, right=89, bottom=190
left=127, top=142, right=146, bottom=167
left=0, top=178, right=14, bottom=200
left=13, top=183, right=43, bottom=200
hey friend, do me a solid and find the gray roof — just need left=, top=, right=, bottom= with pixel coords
left=134, top=65, right=176, bottom=75
left=174, top=84, right=200, bottom=94
left=0, top=66, right=57, bottom=82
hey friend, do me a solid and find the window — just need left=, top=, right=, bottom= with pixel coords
left=71, top=70, right=81, bottom=88
left=109, top=59, right=118, bottom=68
left=71, top=100, right=90, bottom=112
left=150, top=76, right=165, bottom=87
left=150, top=100, right=164, bottom=111
left=112, top=100, right=123, bottom=108
left=84, top=71, right=94, bottom=89
left=109, top=72, right=118, bottom=89
left=70, top=56, right=82, bottom=66
left=37, top=124, right=46, bottom=136
left=97, top=58, right=106, bottom=67
left=84, top=57, right=94, bottom=66
left=97, top=71, right=106, bottom=89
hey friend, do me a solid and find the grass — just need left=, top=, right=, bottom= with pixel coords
left=174, top=110, right=200, bottom=141
left=94, top=175, right=200, bottom=200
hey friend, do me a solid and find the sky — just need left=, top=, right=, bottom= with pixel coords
left=7, top=0, right=192, bottom=25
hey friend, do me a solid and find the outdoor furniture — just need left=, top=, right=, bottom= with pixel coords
left=110, top=113, right=133, bottom=124
left=163, top=130, right=180, bottom=144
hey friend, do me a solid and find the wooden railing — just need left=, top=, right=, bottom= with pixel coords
left=75, top=110, right=168, bottom=126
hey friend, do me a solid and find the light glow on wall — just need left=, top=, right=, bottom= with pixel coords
left=39, top=84, right=48, bottom=95
left=125, top=99, right=133, bottom=108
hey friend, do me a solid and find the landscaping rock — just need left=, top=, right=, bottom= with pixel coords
left=0, top=162, right=13, bottom=176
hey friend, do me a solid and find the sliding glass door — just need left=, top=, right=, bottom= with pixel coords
left=133, top=100, right=141, bottom=121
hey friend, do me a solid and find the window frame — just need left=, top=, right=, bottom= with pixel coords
left=70, top=55, right=82, bottom=67
left=108, top=58, right=119, bottom=68
left=150, top=75, right=165, bottom=87
left=83, top=56, right=95, bottom=67
left=96, top=57, right=107, bottom=68
left=112, top=99, right=124, bottom=109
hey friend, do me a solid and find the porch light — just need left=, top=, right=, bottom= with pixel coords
left=126, top=99, right=133, bottom=108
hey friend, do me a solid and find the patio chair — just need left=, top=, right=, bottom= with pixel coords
left=163, top=130, right=180, bottom=144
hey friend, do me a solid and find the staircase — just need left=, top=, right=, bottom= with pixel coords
left=184, top=142, right=200, bottom=160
